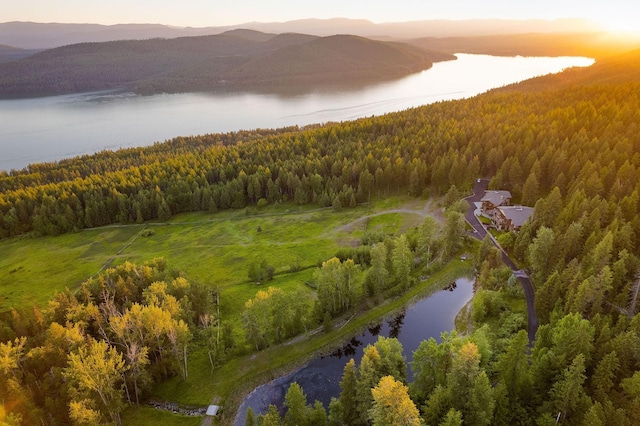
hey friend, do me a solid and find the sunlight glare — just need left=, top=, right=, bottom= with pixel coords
left=600, top=15, right=640, bottom=34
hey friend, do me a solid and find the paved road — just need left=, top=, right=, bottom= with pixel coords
left=464, top=179, right=539, bottom=343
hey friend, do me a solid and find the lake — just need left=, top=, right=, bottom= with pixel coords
left=0, top=54, right=594, bottom=172
left=235, top=277, right=475, bottom=425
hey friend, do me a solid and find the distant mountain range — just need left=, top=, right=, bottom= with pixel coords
left=0, top=18, right=605, bottom=49
left=2, top=18, right=639, bottom=99
left=0, top=30, right=455, bottom=98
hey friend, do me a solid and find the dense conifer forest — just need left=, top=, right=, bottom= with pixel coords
left=2, top=48, right=640, bottom=425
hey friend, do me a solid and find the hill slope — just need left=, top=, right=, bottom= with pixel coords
left=0, top=31, right=454, bottom=98
left=493, top=48, right=640, bottom=93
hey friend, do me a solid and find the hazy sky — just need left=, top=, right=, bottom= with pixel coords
left=3, top=0, right=639, bottom=31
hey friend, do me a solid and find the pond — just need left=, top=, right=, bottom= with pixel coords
left=235, top=276, right=475, bottom=424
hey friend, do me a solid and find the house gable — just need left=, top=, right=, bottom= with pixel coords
left=480, top=190, right=512, bottom=214
left=495, top=205, right=534, bottom=231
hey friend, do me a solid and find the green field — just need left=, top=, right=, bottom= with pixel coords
left=0, top=197, right=436, bottom=313
left=0, top=227, right=140, bottom=310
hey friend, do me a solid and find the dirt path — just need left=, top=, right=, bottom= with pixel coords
left=335, top=199, right=442, bottom=234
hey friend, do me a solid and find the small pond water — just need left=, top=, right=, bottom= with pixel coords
left=234, top=276, right=475, bottom=424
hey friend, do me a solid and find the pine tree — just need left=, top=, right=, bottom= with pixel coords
left=338, top=359, right=361, bottom=426
left=447, top=342, right=495, bottom=426
left=439, top=409, right=463, bottom=426
left=549, top=354, right=591, bottom=424
left=309, top=400, right=328, bottom=426
left=392, top=234, right=412, bottom=289
left=246, top=406, right=256, bottom=426
left=259, top=405, right=282, bottom=426
left=284, top=382, right=309, bottom=426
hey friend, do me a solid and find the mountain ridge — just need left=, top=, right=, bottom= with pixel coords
left=0, top=31, right=455, bottom=98
left=0, top=18, right=604, bottom=49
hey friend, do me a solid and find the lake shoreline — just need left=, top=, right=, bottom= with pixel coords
left=0, top=54, right=594, bottom=173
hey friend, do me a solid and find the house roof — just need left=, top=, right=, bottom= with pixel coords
left=497, top=206, right=534, bottom=228
left=480, top=190, right=512, bottom=207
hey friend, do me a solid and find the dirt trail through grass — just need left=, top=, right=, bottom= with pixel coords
left=336, top=198, right=440, bottom=233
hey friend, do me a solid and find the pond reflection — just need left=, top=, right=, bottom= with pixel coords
left=235, top=277, right=475, bottom=425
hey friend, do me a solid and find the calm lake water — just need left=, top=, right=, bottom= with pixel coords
left=235, top=277, right=475, bottom=425
left=0, top=54, right=593, bottom=172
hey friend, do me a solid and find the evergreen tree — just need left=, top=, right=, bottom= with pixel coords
left=392, top=234, right=412, bottom=289
left=246, top=407, right=256, bottom=426
left=356, top=345, right=383, bottom=421
left=548, top=354, right=592, bottom=425
left=527, top=226, right=555, bottom=283
left=259, top=405, right=282, bottom=426
left=309, top=400, right=328, bottom=426
left=284, top=382, right=309, bottom=426
left=494, top=330, right=531, bottom=405
left=439, top=409, right=463, bottom=426
left=447, top=343, right=494, bottom=426
left=338, top=359, right=361, bottom=426
left=443, top=210, right=465, bottom=258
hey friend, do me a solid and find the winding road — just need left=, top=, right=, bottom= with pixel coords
left=464, top=179, right=539, bottom=343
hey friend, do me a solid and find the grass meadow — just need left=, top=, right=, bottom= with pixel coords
left=0, top=196, right=429, bottom=312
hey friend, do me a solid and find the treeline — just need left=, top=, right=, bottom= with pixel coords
left=0, top=112, right=485, bottom=237
left=0, top=259, right=218, bottom=425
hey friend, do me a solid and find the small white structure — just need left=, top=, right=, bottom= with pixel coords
left=206, top=405, right=221, bottom=416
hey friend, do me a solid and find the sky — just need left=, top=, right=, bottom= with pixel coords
left=3, top=0, right=639, bottom=32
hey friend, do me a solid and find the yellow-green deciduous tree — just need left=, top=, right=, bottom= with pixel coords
left=369, top=376, right=421, bottom=426
left=64, top=339, right=128, bottom=426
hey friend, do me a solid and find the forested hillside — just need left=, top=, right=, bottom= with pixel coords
left=2, top=48, right=640, bottom=425
left=495, top=48, right=640, bottom=92
left=0, top=31, right=452, bottom=98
